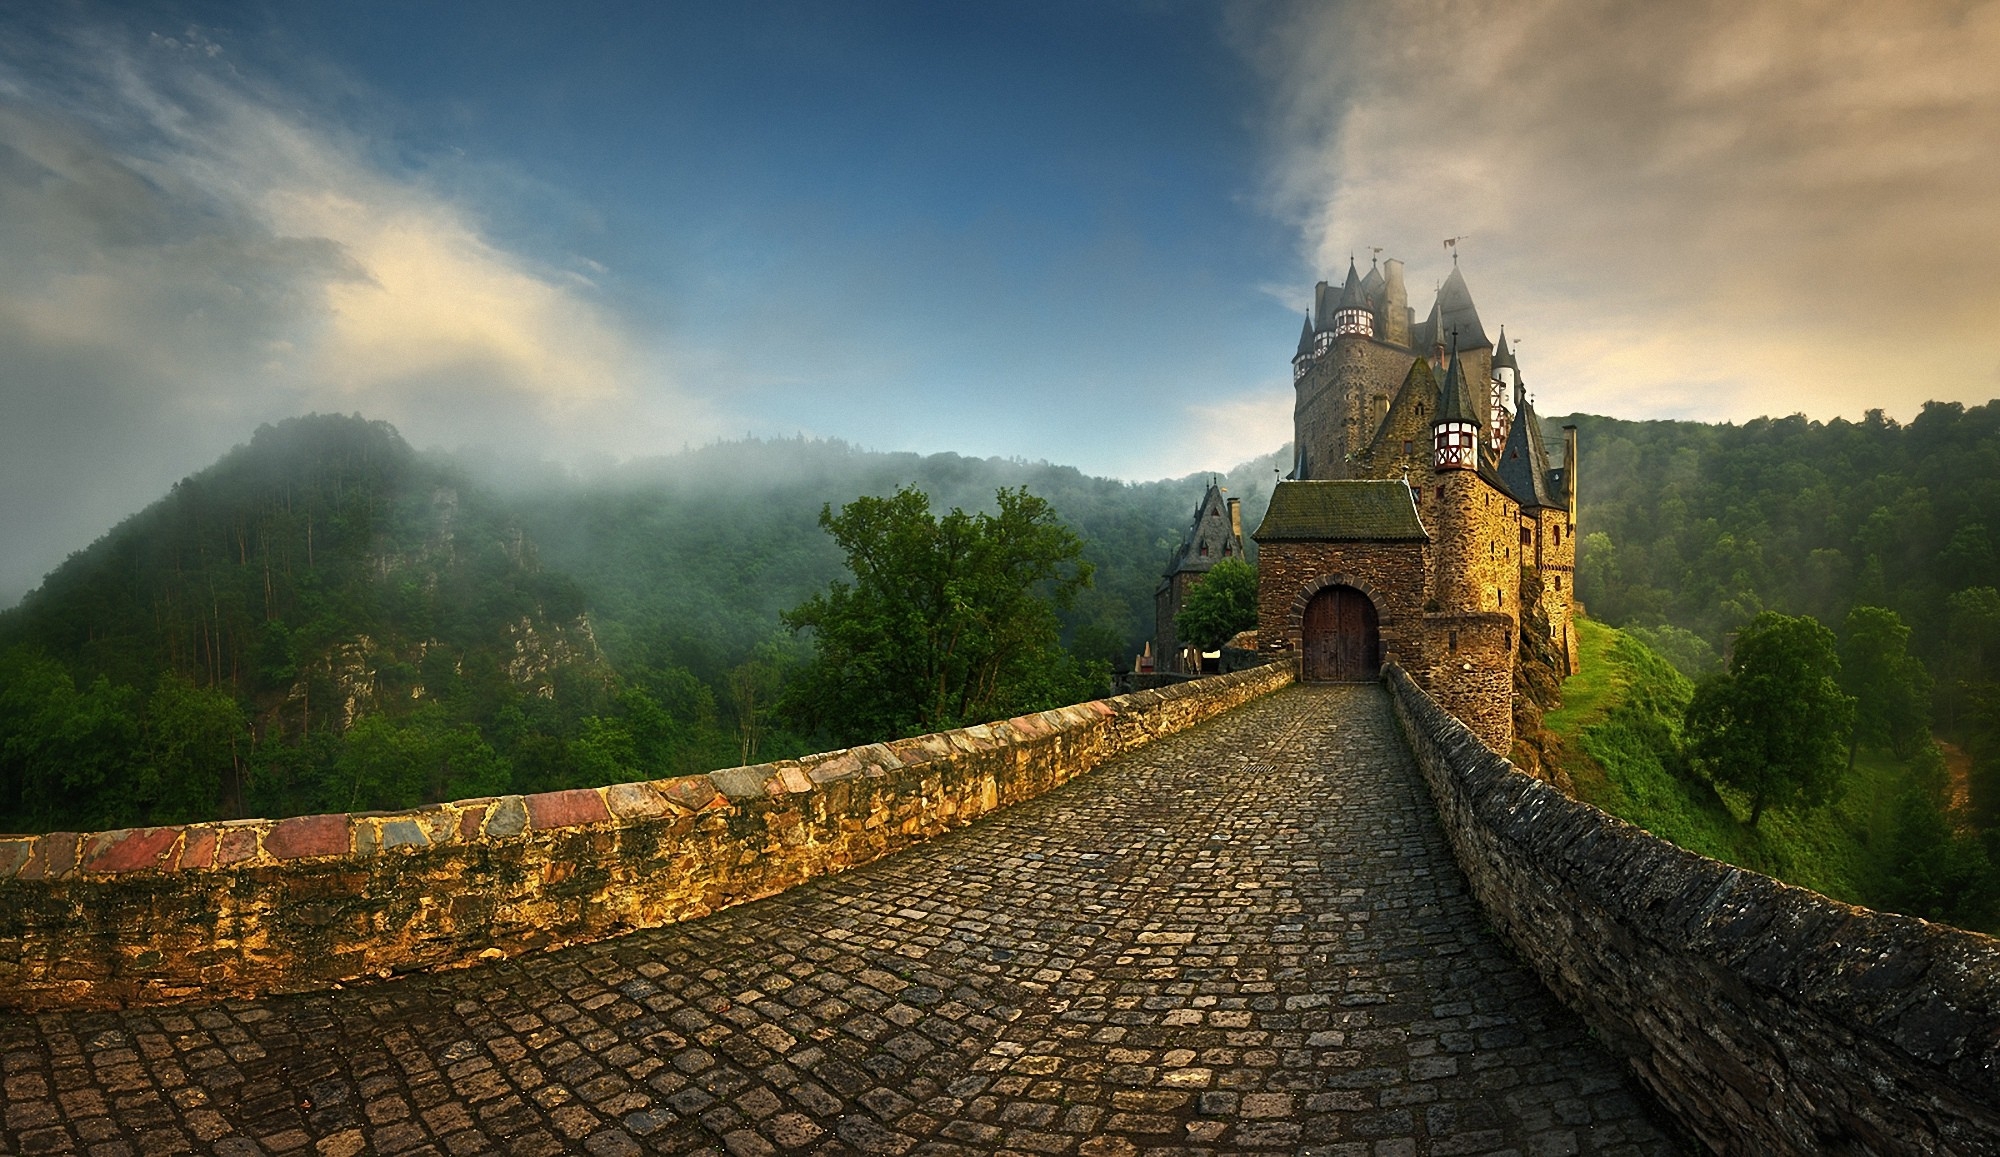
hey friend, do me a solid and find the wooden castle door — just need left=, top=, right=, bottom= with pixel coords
left=1302, top=586, right=1380, bottom=682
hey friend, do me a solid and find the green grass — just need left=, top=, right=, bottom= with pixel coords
left=1550, top=618, right=1913, bottom=910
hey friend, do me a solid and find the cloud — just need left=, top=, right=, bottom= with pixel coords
left=0, top=21, right=711, bottom=602
left=1253, top=0, right=2000, bottom=423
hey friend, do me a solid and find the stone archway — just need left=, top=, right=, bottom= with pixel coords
left=1301, top=585, right=1380, bottom=682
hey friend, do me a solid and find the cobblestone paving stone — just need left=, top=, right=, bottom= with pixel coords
left=1, top=685, right=1687, bottom=1156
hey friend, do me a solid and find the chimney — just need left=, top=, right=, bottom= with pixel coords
left=1227, top=497, right=1243, bottom=544
left=1562, top=424, right=1579, bottom=522
left=1382, top=258, right=1410, bottom=346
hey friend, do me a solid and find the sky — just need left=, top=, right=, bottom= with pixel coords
left=3, top=0, right=1999, bottom=605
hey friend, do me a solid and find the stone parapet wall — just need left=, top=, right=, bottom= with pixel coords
left=0, top=661, right=1293, bottom=1012
left=1384, top=662, right=2000, bottom=1154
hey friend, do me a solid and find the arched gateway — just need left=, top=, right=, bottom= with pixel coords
left=1302, top=585, right=1380, bottom=681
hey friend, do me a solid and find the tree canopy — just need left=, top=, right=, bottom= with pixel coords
left=1175, top=557, right=1259, bottom=652
left=781, top=486, right=1098, bottom=746
left=1685, top=611, right=1856, bottom=825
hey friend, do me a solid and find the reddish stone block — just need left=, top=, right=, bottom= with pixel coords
left=17, top=832, right=80, bottom=880
left=179, top=827, right=218, bottom=870
left=525, top=788, right=611, bottom=831
left=216, top=826, right=261, bottom=865
left=458, top=804, right=489, bottom=841
left=265, top=814, right=350, bottom=860
left=82, top=827, right=181, bottom=874
left=0, top=837, right=32, bottom=877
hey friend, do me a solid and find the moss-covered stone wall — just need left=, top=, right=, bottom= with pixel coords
left=1386, top=662, right=2000, bottom=1155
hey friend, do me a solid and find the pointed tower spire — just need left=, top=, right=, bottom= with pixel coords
left=1333, top=259, right=1375, bottom=338
left=1432, top=343, right=1482, bottom=472
left=1296, top=313, right=1314, bottom=358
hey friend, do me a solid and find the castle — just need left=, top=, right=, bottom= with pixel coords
left=1247, top=254, right=1578, bottom=752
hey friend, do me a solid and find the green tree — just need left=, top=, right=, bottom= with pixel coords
left=782, top=486, right=1093, bottom=745
left=335, top=706, right=510, bottom=811
left=1840, top=606, right=1934, bottom=762
left=1684, top=611, right=1856, bottom=826
left=140, top=676, right=250, bottom=822
left=0, top=648, right=140, bottom=830
left=1174, top=557, right=1259, bottom=652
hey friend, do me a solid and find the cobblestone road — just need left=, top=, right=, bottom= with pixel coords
left=1, top=685, right=1684, bottom=1156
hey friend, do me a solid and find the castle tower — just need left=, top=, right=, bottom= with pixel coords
left=1489, top=327, right=1517, bottom=451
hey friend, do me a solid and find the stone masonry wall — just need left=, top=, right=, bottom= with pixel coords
left=1385, top=663, right=2000, bottom=1155
left=1255, top=539, right=1430, bottom=671
left=0, top=662, right=1294, bottom=1012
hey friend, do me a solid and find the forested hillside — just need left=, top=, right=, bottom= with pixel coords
left=1558, top=403, right=2000, bottom=698
left=0, top=417, right=1284, bottom=831
left=1548, top=401, right=2000, bottom=927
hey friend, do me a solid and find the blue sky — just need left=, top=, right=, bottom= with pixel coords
left=4, top=0, right=1999, bottom=603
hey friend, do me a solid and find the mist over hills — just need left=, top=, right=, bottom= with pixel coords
left=5, top=401, right=1999, bottom=836
left=0, top=414, right=1287, bottom=831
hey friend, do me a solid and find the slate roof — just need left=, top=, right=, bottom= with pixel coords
left=1337, top=261, right=1367, bottom=309
left=1253, top=480, right=1430, bottom=542
left=1491, top=326, right=1515, bottom=370
left=1296, top=314, right=1314, bottom=357
left=1498, top=381, right=1562, bottom=509
left=1437, top=348, right=1482, bottom=425
left=1164, top=483, right=1243, bottom=576
left=1435, top=266, right=1489, bottom=349
left=1360, top=260, right=1386, bottom=305
left=1411, top=268, right=1491, bottom=353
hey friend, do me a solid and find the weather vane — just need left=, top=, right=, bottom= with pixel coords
left=1443, top=235, right=1469, bottom=263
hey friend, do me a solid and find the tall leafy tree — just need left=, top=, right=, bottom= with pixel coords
left=1840, top=606, right=1934, bottom=762
left=782, top=486, right=1094, bottom=745
left=1174, top=557, right=1259, bottom=652
left=1685, top=611, right=1856, bottom=826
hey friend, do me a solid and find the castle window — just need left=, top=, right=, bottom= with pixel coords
left=1521, top=528, right=1531, bottom=546
left=1403, top=440, right=1412, bottom=456
left=1555, top=575, right=1562, bottom=591
left=1449, top=630, right=1458, bottom=653
left=1436, top=485, right=1444, bottom=501
left=1498, top=589, right=1505, bottom=608
left=1199, top=543, right=1209, bottom=557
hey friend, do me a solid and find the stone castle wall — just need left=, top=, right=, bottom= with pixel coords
left=1531, top=507, right=1579, bottom=672
left=0, top=662, right=1294, bottom=1012
left=1255, top=540, right=1429, bottom=668
left=1296, top=338, right=1413, bottom=479
left=1385, top=663, right=2000, bottom=1155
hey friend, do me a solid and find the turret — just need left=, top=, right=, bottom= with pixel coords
left=1433, top=346, right=1481, bottom=471
left=1488, top=327, right=1517, bottom=450
left=1293, top=313, right=1313, bottom=383
left=1311, top=281, right=1335, bottom=358
left=1332, top=260, right=1374, bottom=338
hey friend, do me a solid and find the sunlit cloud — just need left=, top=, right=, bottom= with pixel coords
left=1253, top=0, right=2000, bottom=422
left=0, top=23, right=712, bottom=601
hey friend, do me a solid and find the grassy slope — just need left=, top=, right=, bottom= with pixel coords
left=1548, top=617, right=1907, bottom=908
